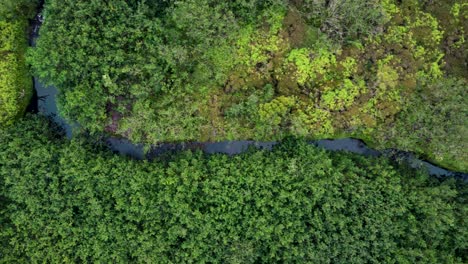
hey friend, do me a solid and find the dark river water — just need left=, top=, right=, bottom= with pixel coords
left=31, top=78, right=468, bottom=180
left=28, top=12, right=467, bottom=180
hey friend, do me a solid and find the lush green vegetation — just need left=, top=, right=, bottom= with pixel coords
left=0, top=115, right=466, bottom=263
left=28, top=0, right=467, bottom=171
left=0, top=0, right=37, bottom=126
left=1, top=2, right=465, bottom=262
left=381, top=77, right=468, bottom=172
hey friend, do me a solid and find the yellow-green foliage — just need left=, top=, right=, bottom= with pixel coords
left=258, top=96, right=295, bottom=126
left=286, top=48, right=336, bottom=86
left=320, top=57, right=365, bottom=111
left=234, top=9, right=287, bottom=72
left=450, top=1, right=467, bottom=50
left=291, top=107, right=334, bottom=136
left=381, top=0, right=399, bottom=17
left=376, top=57, right=399, bottom=92
left=0, top=20, right=32, bottom=126
left=376, top=1, right=444, bottom=84
left=206, top=7, right=288, bottom=91
left=361, top=57, right=402, bottom=122
left=451, top=2, right=468, bottom=19
left=342, top=1, right=449, bottom=135
left=322, top=79, right=366, bottom=111
left=382, top=3, right=443, bottom=50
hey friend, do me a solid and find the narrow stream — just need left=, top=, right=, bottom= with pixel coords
left=29, top=12, right=467, bottom=181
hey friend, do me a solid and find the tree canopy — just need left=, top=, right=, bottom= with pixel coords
left=0, top=116, right=466, bottom=263
left=1, top=1, right=466, bottom=262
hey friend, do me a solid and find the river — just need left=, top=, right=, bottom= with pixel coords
left=28, top=11, right=467, bottom=181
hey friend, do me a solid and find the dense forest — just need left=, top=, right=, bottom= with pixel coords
left=25, top=0, right=467, bottom=171
left=0, top=0, right=467, bottom=262
left=0, top=115, right=466, bottom=262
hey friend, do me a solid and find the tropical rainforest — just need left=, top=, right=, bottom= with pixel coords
left=0, top=115, right=467, bottom=262
left=0, top=0, right=467, bottom=262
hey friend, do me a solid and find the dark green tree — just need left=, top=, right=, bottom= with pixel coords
left=0, top=116, right=466, bottom=263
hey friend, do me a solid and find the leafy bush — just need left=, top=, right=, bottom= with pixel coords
left=0, top=116, right=466, bottom=262
left=0, top=0, right=37, bottom=126
left=0, top=21, right=30, bottom=126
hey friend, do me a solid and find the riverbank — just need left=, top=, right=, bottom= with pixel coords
left=27, top=4, right=467, bottom=178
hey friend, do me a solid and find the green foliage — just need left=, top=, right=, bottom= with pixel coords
left=321, top=78, right=366, bottom=111
left=291, top=107, right=335, bottom=136
left=256, top=96, right=295, bottom=137
left=372, top=0, right=444, bottom=85
left=286, top=47, right=336, bottom=86
left=359, top=56, right=402, bottom=125
left=234, top=8, right=286, bottom=71
left=0, top=0, right=38, bottom=21
left=320, top=57, right=365, bottom=111
left=29, top=0, right=467, bottom=171
left=0, top=116, right=466, bottom=263
left=225, top=84, right=274, bottom=119
left=422, top=0, right=467, bottom=78
left=381, top=77, right=468, bottom=172
left=298, top=0, right=389, bottom=43
left=0, top=0, right=36, bottom=126
left=258, top=96, right=295, bottom=124
left=28, top=0, right=165, bottom=131
left=28, top=0, right=289, bottom=142
left=211, top=6, right=288, bottom=91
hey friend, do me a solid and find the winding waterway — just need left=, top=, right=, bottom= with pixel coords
left=28, top=11, right=467, bottom=181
